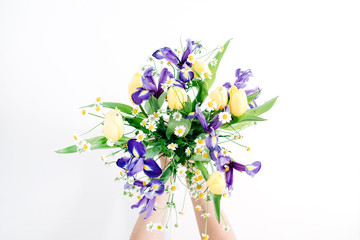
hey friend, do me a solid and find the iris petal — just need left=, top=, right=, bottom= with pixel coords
left=143, top=158, right=162, bottom=178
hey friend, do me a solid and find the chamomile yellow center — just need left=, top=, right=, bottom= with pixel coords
left=204, top=72, right=209, bottom=78
left=95, top=106, right=101, bottom=111
left=157, top=225, right=162, bottom=230
left=188, top=55, right=194, bottom=61
left=137, top=196, right=142, bottom=200
left=149, top=125, right=154, bottom=130
left=154, top=113, right=159, bottom=118
left=83, top=144, right=88, bottom=150
left=199, top=192, right=205, bottom=198
left=81, top=110, right=86, bottom=115
left=202, top=152, right=208, bottom=158
left=74, top=136, right=77, bottom=141
left=167, top=61, right=171, bottom=65
left=195, top=170, right=201, bottom=175
left=166, top=80, right=172, bottom=84
left=171, top=186, right=176, bottom=191
left=196, top=148, right=202, bottom=153
left=198, top=139, right=204, bottom=144
left=96, top=97, right=101, bottom=102
left=138, top=135, right=143, bottom=139
left=132, top=109, right=138, bottom=114
left=177, top=128, right=183, bottom=134
left=170, top=144, right=175, bottom=148
left=223, top=192, right=227, bottom=197
left=196, top=185, right=202, bottom=190
left=141, top=121, right=146, bottom=126
left=222, top=114, right=228, bottom=119
left=101, top=156, right=105, bottom=161
left=247, top=147, right=251, bottom=151
left=208, top=102, right=214, bottom=107
left=198, top=175, right=203, bottom=181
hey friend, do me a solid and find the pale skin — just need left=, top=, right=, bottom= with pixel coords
left=130, top=157, right=237, bottom=240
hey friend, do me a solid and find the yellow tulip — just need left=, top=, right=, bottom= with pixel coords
left=229, top=85, right=247, bottom=117
left=167, top=86, right=188, bottom=110
left=103, top=108, right=125, bottom=141
left=206, top=171, right=226, bottom=195
left=209, top=86, right=228, bottom=110
left=191, top=60, right=205, bottom=78
left=128, top=73, right=142, bottom=104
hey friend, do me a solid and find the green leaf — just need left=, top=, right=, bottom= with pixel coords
left=158, top=92, right=167, bottom=108
left=212, top=193, right=222, bottom=223
left=80, top=102, right=133, bottom=115
left=160, top=166, right=172, bottom=183
left=145, top=145, right=163, bottom=159
left=144, top=96, right=160, bottom=115
left=223, top=97, right=278, bottom=131
left=247, top=96, right=278, bottom=116
left=55, top=136, right=128, bottom=154
left=206, top=39, right=232, bottom=91
left=247, top=90, right=261, bottom=104
left=194, top=161, right=210, bottom=180
left=194, top=39, right=232, bottom=105
left=166, top=113, right=192, bottom=139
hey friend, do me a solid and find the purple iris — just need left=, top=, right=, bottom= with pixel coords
left=192, top=104, right=229, bottom=134
left=116, top=139, right=162, bottom=178
left=216, top=158, right=261, bottom=190
left=131, top=179, right=165, bottom=219
left=152, top=39, right=201, bottom=83
left=223, top=68, right=261, bottom=108
left=132, top=67, right=174, bottom=105
left=206, top=128, right=219, bottom=151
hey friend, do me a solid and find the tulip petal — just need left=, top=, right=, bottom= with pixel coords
left=128, top=139, right=146, bottom=158
left=143, top=158, right=162, bottom=178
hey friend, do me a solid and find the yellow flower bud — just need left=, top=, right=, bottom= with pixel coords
left=103, top=108, right=125, bottom=141
left=206, top=171, right=226, bottom=195
left=229, top=85, right=247, bottom=117
left=209, top=86, right=228, bottom=110
left=191, top=60, right=205, bottom=78
left=128, top=73, right=142, bottom=104
left=167, top=86, right=188, bottom=110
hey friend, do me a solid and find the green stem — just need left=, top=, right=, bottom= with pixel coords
left=88, top=113, right=104, bottom=119
left=80, top=122, right=103, bottom=136
left=139, top=104, right=148, bottom=118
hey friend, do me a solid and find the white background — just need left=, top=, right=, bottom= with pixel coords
left=1, top=0, right=359, bottom=239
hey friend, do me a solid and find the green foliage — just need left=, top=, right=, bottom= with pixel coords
left=212, top=193, right=222, bottom=223
left=145, top=96, right=160, bottom=115
left=247, top=90, right=261, bottom=104
left=145, top=145, right=163, bottom=159
left=160, top=166, right=172, bottom=183
left=166, top=113, right=192, bottom=139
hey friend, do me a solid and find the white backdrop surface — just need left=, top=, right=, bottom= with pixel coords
left=0, top=0, right=359, bottom=239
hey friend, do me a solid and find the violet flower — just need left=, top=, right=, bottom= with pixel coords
left=116, top=139, right=162, bottom=178
left=131, top=179, right=165, bottom=219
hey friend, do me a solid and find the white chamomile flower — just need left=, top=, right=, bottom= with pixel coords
left=202, top=233, right=209, bottom=240
left=194, top=183, right=206, bottom=193
left=135, top=194, right=143, bottom=200
left=106, top=139, right=116, bottom=147
left=188, top=54, right=195, bottom=63
left=146, top=221, right=155, bottom=232
left=221, top=149, right=229, bottom=156
left=194, top=169, right=202, bottom=176
left=132, top=106, right=140, bottom=116
left=233, top=133, right=243, bottom=140
left=201, top=212, right=210, bottom=219
left=146, top=123, right=157, bottom=132
left=95, top=97, right=102, bottom=104
left=179, top=211, right=184, bottom=215
left=210, top=58, right=218, bottom=67
left=194, top=146, right=204, bottom=154
left=162, top=78, right=176, bottom=90
left=222, top=188, right=230, bottom=199
left=148, top=114, right=157, bottom=122
left=119, top=168, right=126, bottom=177
left=219, top=45, right=224, bottom=52
left=197, top=192, right=207, bottom=200
left=177, top=165, right=187, bottom=177
left=195, top=205, right=202, bottom=211
left=136, top=131, right=145, bottom=142
left=205, top=100, right=217, bottom=111
left=79, top=141, right=91, bottom=152
left=219, top=112, right=231, bottom=124
left=101, top=155, right=107, bottom=162
left=201, top=151, right=209, bottom=159
left=169, top=183, right=178, bottom=192
left=172, top=111, right=182, bottom=121
left=73, top=133, right=81, bottom=144
left=140, top=119, right=147, bottom=127
left=223, top=225, right=230, bottom=232
left=155, top=223, right=164, bottom=232
left=200, top=69, right=212, bottom=80
left=174, top=125, right=186, bottom=137
left=185, top=147, right=191, bottom=157
left=153, top=112, right=161, bottom=121
left=195, top=137, right=205, bottom=147
left=167, top=143, right=178, bottom=150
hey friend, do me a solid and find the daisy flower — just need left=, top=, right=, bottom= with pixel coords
left=179, top=211, right=184, bottom=215
left=195, top=205, right=202, bottom=211
left=219, top=45, right=224, bottom=52
left=194, top=146, right=203, bottom=154
left=79, top=141, right=91, bottom=152
left=219, top=112, right=231, bottom=124
left=185, top=147, right=191, bottom=156
left=73, top=133, right=81, bottom=143
left=188, top=54, right=195, bottom=63
left=153, top=112, right=161, bottom=121
left=202, top=233, right=209, bottom=240
left=162, top=78, right=176, bottom=90
left=201, top=151, right=209, bottom=159
left=172, top=111, right=182, bottom=121
left=146, top=221, right=155, bottom=232
left=194, top=183, right=206, bottom=193
left=80, top=109, right=87, bottom=116
left=140, top=119, right=147, bottom=127
left=177, top=165, right=187, bottom=177
left=119, top=168, right=126, bottom=177
left=95, top=97, right=102, bottom=104
left=210, top=58, right=218, bottom=67
left=167, top=143, right=178, bottom=150
left=174, top=125, right=186, bottom=137
left=146, top=123, right=157, bottom=132
left=136, top=131, right=145, bottom=142
left=200, top=68, right=212, bottom=80
left=100, top=155, right=107, bottom=162
left=169, top=183, right=178, bottom=192
left=205, top=100, right=217, bottom=111
left=221, top=149, right=229, bottom=156
left=132, top=106, right=140, bottom=116
left=233, top=134, right=243, bottom=140
left=194, top=169, right=202, bottom=176
left=201, top=212, right=210, bottom=219
left=195, top=137, right=205, bottom=147
left=155, top=223, right=164, bottom=232
left=222, top=188, right=230, bottom=199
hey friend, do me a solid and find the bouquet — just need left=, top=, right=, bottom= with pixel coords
left=56, top=39, right=277, bottom=238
